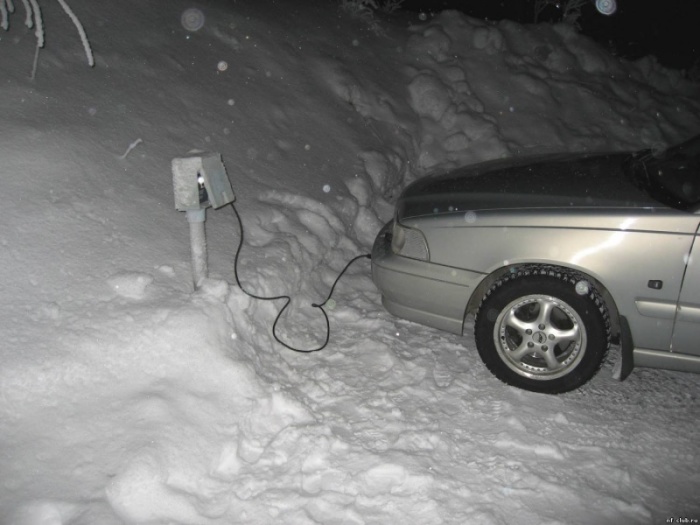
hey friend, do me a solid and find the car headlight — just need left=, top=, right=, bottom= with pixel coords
left=391, top=221, right=429, bottom=261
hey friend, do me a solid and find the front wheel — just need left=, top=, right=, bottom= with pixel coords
left=474, top=266, right=610, bottom=394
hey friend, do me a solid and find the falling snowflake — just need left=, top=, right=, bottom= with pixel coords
left=181, top=8, right=205, bottom=32
left=323, top=184, right=331, bottom=193
left=595, top=0, right=617, bottom=15
left=217, top=61, right=228, bottom=72
left=464, top=211, right=477, bottom=224
left=575, top=280, right=590, bottom=295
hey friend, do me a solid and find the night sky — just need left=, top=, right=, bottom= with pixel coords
left=401, top=0, right=699, bottom=71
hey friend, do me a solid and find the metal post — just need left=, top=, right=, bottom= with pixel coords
left=187, top=208, right=208, bottom=289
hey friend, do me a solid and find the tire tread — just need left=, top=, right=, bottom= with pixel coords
left=474, top=264, right=611, bottom=394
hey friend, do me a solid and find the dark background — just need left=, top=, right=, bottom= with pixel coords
left=400, top=0, right=699, bottom=71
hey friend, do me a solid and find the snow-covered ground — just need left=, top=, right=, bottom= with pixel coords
left=1, top=0, right=699, bottom=523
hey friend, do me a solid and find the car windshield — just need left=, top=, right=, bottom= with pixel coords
left=626, top=134, right=700, bottom=211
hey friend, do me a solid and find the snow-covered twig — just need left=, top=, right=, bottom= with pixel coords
left=563, top=0, right=588, bottom=17
left=1, top=0, right=15, bottom=31
left=27, top=0, right=42, bottom=79
left=2, top=0, right=94, bottom=78
left=118, top=138, right=143, bottom=160
left=55, top=0, right=93, bottom=66
left=534, top=0, right=590, bottom=26
left=533, top=0, right=550, bottom=22
left=20, top=0, right=32, bottom=27
left=27, top=0, right=42, bottom=46
left=379, top=0, right=403, bottom=14
left=339, top=0, right=385, bottom=35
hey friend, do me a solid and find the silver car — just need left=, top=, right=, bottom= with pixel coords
left=372, top=134, right=700, bottom=393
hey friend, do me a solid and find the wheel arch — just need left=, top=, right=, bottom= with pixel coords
left=464, top=263, right=622, bottom=340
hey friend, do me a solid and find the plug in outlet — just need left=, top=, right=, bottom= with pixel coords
left=172, top=152, right=235, bottom=211
left=172, top=152, right=235, bottom=289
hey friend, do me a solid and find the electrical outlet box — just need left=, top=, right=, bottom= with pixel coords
left=172, top=152, right=235, bottom=211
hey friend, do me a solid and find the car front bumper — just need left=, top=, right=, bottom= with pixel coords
left=371, top=221, right=486, bottom=335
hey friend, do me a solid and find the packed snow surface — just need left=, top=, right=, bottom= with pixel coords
left=1, top=0, right=699, bottom=523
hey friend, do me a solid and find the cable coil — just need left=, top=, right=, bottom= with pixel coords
left=230, top=203, right=371, bottom=353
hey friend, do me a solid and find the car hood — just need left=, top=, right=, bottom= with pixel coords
left=397, top=151, right=660, bottom=220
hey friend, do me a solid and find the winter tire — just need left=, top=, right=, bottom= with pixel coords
left=474, top=266, right=610, bottom=394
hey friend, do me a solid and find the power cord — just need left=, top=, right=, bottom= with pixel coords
left=229, top=202, right=371, bottom=353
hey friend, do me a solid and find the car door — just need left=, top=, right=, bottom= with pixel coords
left=671, top=221, right=700, bottom=356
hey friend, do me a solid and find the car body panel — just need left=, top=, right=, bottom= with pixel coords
left=401, top=208, right=697, bottom=233
left=672, top=225, right=700, bottom=356
left=372, top=221, right=483, bottom=334
left=633, top=348, right=700, bottom=374
left=375, top=216, right=698, bottom=350
left=410, top=210, right=698, bottom=351
left=398, top=153, right=658, bottom=220
left=372, top=136, right=700, bottom=382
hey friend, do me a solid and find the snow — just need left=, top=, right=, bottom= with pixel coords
left=1, top=0, right=699, bottom=523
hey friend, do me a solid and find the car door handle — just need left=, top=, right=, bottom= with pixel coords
left=647, top=280, right=663, bottom=290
